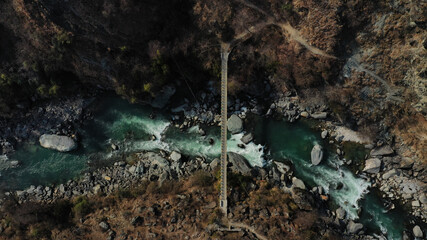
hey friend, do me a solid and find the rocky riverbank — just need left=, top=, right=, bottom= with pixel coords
left=0, top=88, right=425, bottom=239
left=0, top=96, right=95, bottom=153
left=1, top=147, right=400, bottom=240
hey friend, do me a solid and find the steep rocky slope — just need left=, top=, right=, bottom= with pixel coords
left=1, top=0, right=425, bottom=151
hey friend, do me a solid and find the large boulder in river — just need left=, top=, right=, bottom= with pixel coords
left=311, top=144, right=324, bottom=165
left=39, top=134, right=77, bottom=152
left=240, top=133, right=253, bottom=144
left=363, top=158, right=382, bottom=173
left=413, top=225, right=423, bottom=238
left=227, top=152, right=251, bottom=176
left=170, top=151, right=182, bottom=162
left=227, top=115, right=243, bottom=134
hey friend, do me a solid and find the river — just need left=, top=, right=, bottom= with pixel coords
left=0, top=96, right=413, bottom=239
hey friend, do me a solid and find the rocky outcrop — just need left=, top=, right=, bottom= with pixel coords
left=292, top=177, right=306, bottom=190
left=311, top=144, right=323, bottom=165
left=363, top=158, right=382, bottom=173
left=240, top=133, right=253, bottom=144
left=227, top=152, right=252, bottom=176
left=227, top=115, right=243, bottom=134
left=347, top=221, right=363, bottom=234
left=39, top=134, right=77, bottom=152
left=370, top=145, right=394, bottom=157
left=170, top=151, right=182, bottom=162
left=310, top=112, right=327, bottom=119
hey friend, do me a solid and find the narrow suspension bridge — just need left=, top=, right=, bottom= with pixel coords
left=219, top=42, right=230, bottom=215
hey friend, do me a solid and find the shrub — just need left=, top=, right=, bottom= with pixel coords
left=72, top=196, right=92, bottom=218
left=208, top=208, right=223, bottom=224
left=146, top=181, right=182, bottom=195
left=115, top=188, right=133, bottom=200
left=28, top=223, right=51, bottom=240
left=37, top=84, right=48, bottom=97
left=51, top=200, right=72, bottom=224
left=48, top=84, right=60, bottom=96
left=190, top=171, right=214, bottom=188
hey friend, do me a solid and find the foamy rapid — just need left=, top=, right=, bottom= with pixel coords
left=280, top=149, right=370, bottom=219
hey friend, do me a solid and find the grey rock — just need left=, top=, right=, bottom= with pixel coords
left=311, top=144, right=324, bottom=165
left=399, top=157, right=414, bottom=169
left=370, top=145, right=394, bottom=157
left=311, top=112, right=328, bottom=119
left=10, top=160, right=20, bottom=168
left=412, top=200, right=420, bottom=207
left=227, top=115, right=243, bottom=134
left=210, top=158, right=220, bottom=169
left=227, top=152, right=252, bottom=176
left=39, top=134, right=77, bottom=152
left=413, top=225, right=423, bottom=238
left=292, top=177, right=306, bottom=190
left=419, top=194, right=427, bottom=204
left=274, top=161, right=290, bottom=174
left=240, top=133, right=254, bottom=144
left=141, top=152, right=169, bottom=168
left=382, top=169, right=399, bottom=179
left=363, top=158, right=382, bottom=173
left=321, top=130, right=328, bottom=139
left=300, top=111, right=309, bottom=118
left=336, top=207, right=346, bottom=220
left=99, top=221, right=110, bottom=231
left=111, top=144, right=119, bottom=151
left=347, top=221, right=363, bottom=234
left=170, top=151, right=182, bottom=162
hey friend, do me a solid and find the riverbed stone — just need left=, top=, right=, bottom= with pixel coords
left=311, top=144, right=324, bottom=165
left=413, top=225, right=423, bottom=238
left=99, top=221, right=110, bottom=231
left=170, top=151, right=182, bottom=162
left=321, top=130, right=328, bottom=139
left=292, top=177, right=306, bottom=190
left=240, top=133, right=253, bottom=144
left=300, top=111, right=309, bottom=118
left=412, top=200, right=420, bottom=207
left=382, top=169, right=398, bottom=180
left=141, top=152, right=169, bottom=168
left=210, top=158, right=220, bottom=169
left=273, top=161, right=290, bottom=174
left=336, top=207, right=346, bottom=220
left=419, top=194, right=427, bottom=204
left=227, top=152, right=252, bottom=176
left=39, top=134, right=77, bottom=152
left=370, top=145, right=394, bottom=157
left=311, top=112, right=328, bottom=119
left=347, top=221, right=363, bottom=234
left=227, top=115, right=243, bottom=134
left=363, top=158, right=382, bottom=173
left=399, top=157, right=414, bottom=169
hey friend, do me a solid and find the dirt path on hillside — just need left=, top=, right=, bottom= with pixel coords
left=234, top=0, right=336, bottom=59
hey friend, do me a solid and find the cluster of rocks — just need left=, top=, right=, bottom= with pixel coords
left=355, top=145, right=427, bottom=221
left=316, top=125, right=426, bottom=238
left=0, top=154, right=20, bottom=173
left=0, top=97, right=93, bottom=155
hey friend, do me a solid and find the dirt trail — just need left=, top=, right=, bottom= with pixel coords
left=229, top=221, right=268, bottom=240
left=234, top=0, right=336, bottom=59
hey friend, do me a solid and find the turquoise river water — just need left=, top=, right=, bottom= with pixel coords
left=0, top=96, right=413, bottom=239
